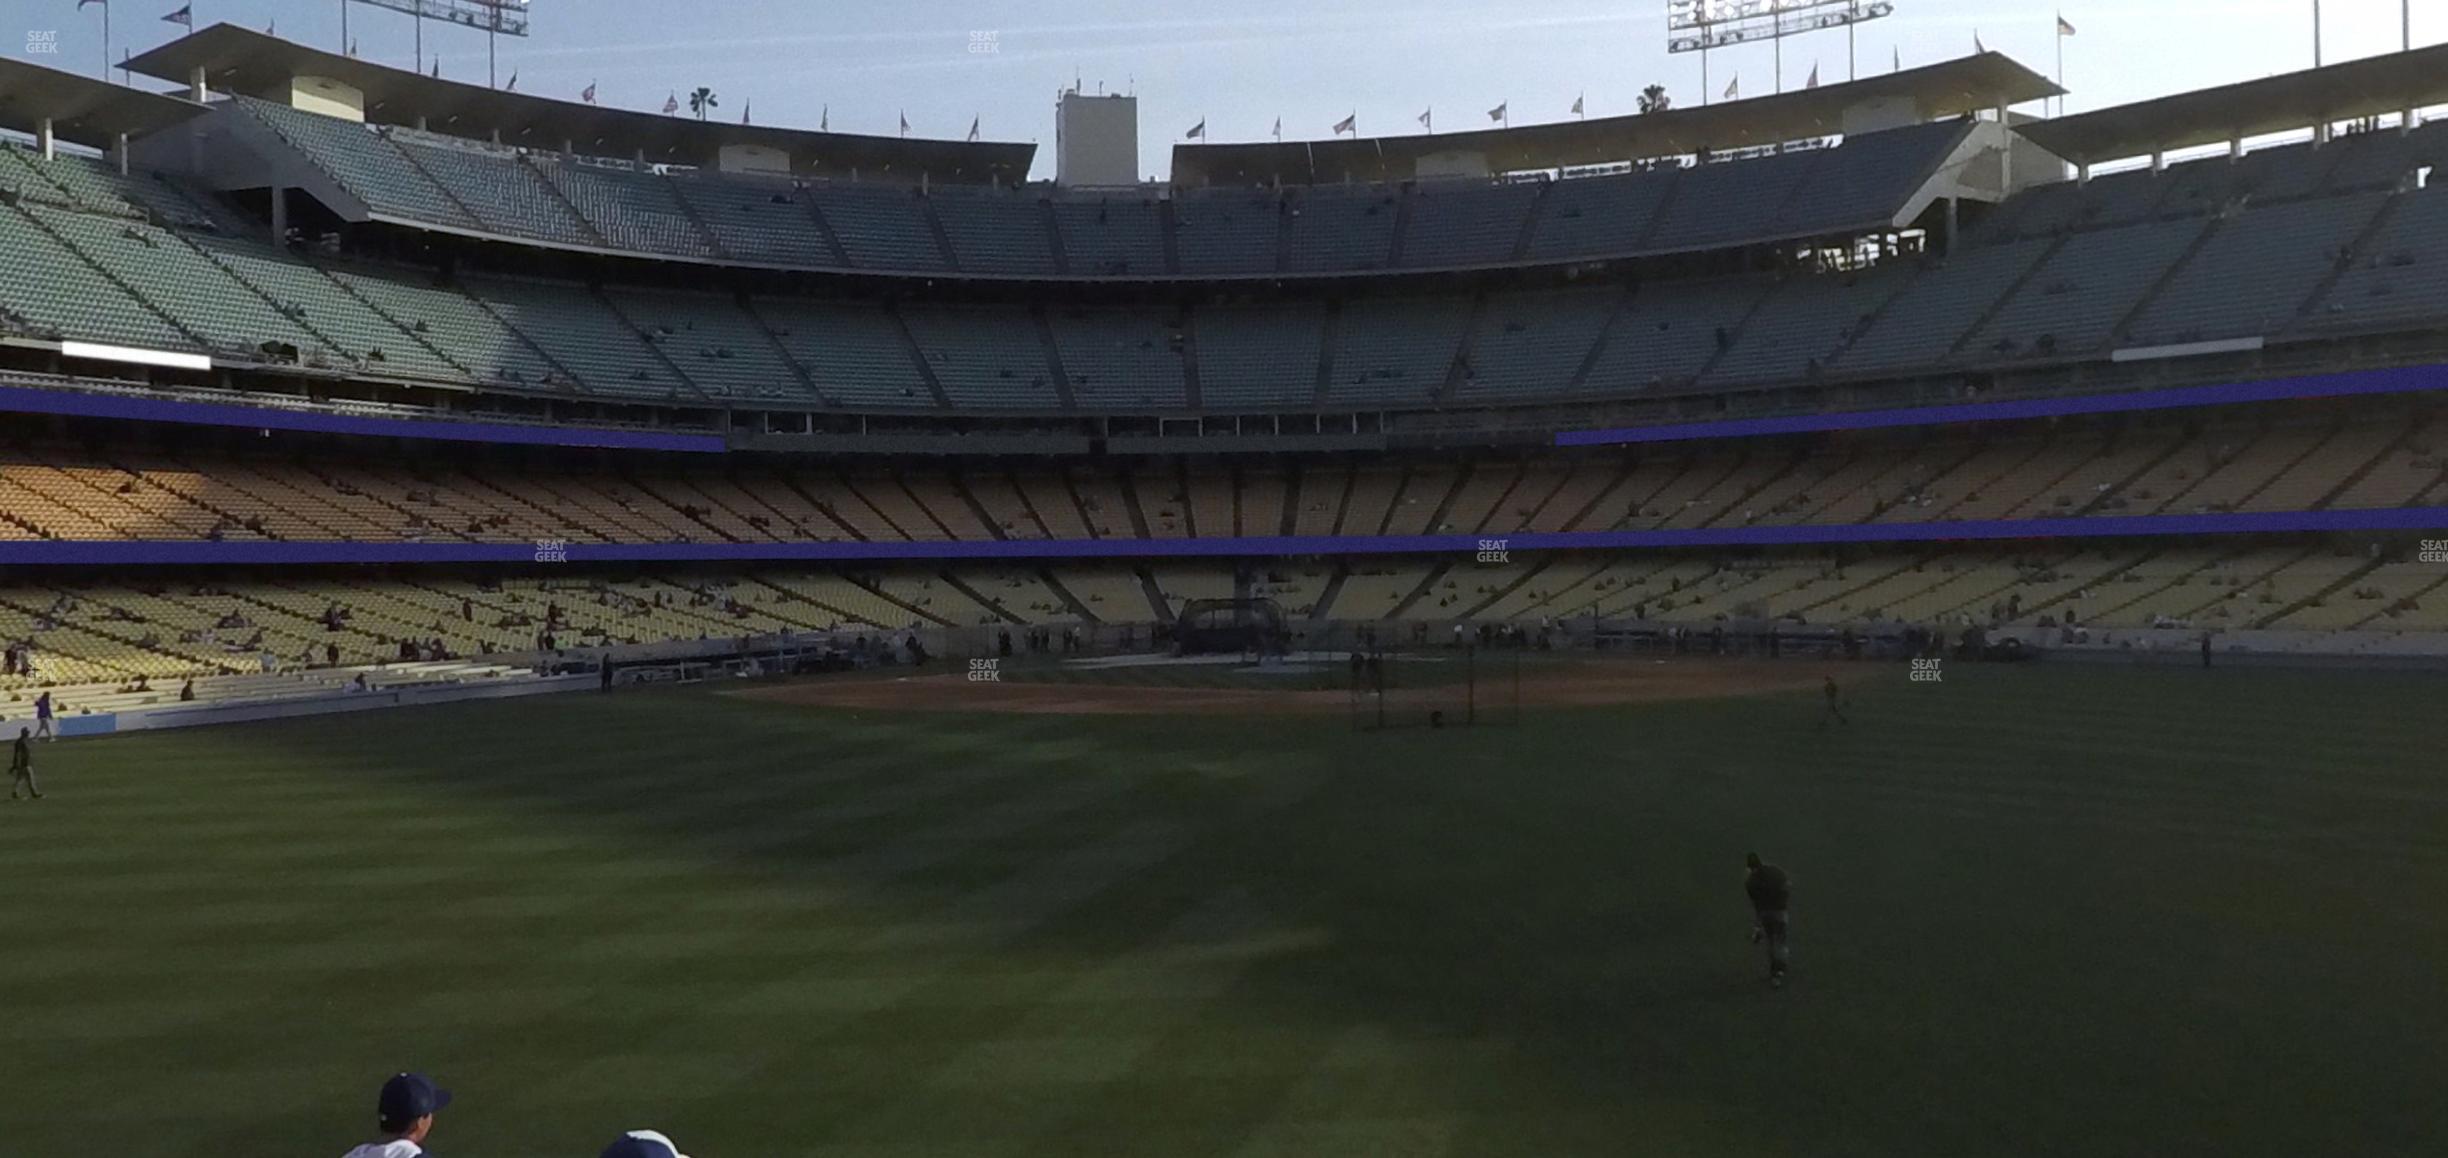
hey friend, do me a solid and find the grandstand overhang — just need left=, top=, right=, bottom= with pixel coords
left=2018, top=42, right=2448, bottom=165
left=1169, top=52, right=2058, bottom=185
left=0, top=58, right=205, bottom=153
left=124, top=24, right=1035, bottom=183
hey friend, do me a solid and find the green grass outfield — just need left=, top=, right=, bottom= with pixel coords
left=3, top=661, right=2444, bottom=1157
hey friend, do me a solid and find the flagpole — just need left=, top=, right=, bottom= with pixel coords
left=1849, top=0, right=1858, bottom=81
left=102, top=1, right=112, bottom=83
left=2056, top=21, right=2064, bottom=118
left=414, top=5, right=423, bottom=74
left=1702, top=47, right=1711, bottom=107
left=340, top=0, right=347, bottom=56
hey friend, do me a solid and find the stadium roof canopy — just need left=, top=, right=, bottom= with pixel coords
left=0, top=58, right=205, bottom=150
left=125, top=24, right=1034, bottom=183
left=1170, top=52, right=2058, bottom=186
left=2019, top=42, right=2448, bottom=165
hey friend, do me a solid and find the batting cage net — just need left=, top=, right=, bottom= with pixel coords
left=1347, top=645, right=1521, bottom=731
left=1174, top=597, right=1291, bottom=657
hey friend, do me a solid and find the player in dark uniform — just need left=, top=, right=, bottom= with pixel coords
left=1818, top=675, right=1849, bottom=728
left=8, top=727, right=39, bottom=800
left=1745, top=852, right=1791, bottom=987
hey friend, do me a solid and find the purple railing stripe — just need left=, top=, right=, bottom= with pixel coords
left=4, top=507, right=2442, bottom=566
left=1555, top=363, right=2448, bottom=447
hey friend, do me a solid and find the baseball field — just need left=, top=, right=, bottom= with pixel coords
left=4, top=657, right=2443, bottom=1157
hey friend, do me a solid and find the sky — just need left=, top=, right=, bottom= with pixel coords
left=11, top=0, right=2442, bottom=178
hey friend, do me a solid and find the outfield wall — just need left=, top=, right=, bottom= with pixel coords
left=89, top=672, right=599, bottom=737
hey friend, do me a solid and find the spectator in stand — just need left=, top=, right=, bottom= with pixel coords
left=337, top=1072, right=450, bottom=1158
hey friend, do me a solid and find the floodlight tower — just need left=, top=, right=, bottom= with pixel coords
left=1669, top=0, right=1897, bottom=102
left=343, top=0, right=532, bottom=88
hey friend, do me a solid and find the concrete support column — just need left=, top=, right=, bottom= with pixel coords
left=2229, top=136, right=2244, bottom=161
left=2150, top=149, right=2167, bottom=173
left=415, top=115, right=428, bottom=131
left=36, top=117, right=54, bottom=160
left=1995, top=103, right=2013, bottom=189
left=270, top=186, right=289, bottom=239
left=2077, top=161, right=2093, bottom=186
left=188, top=66, right=207, bottom=102
left=114, top=132, right=130, bottom=175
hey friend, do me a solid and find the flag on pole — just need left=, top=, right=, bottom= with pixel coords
left=741, top=101, right=751, bottom=126
left=820, top=104, right=829, bottom=131
left=1418, top=108, right=1432, bottom=131
left=1184, top=119, right=1205, bottom=140
left=1806, top=62, right=1819, bottom=89
left=431, top=60, right=441, bottom=79
left=663, top=92, right=679, bottom=115
left=1271, top=117, right=1281, bottom=140
left=1974, top=31, right=1986, bottom=53
left=78, top=0, right=105, bottom=8
left=267, top=19, right=275, bottom=35
left=1571, top=93, right=1584, bottom=117
left=161, top=4, right=189, bottom=26
left=1486, top=101, right=1507, bottom=123
left=966, top=115, right=979, bottom=142
left=899, top=111, right=910, bottom=137
left=1332, top=112, right=1355, bottom=135
left=2057, top=14, right=2076, bottom=36
left=581, top=81, right=597, bottom=104
left=504, top=71, right=518, bottom=92
left=1724, top=75, right=1739, bottom=100
left=349, top=39, right=359, bottom=57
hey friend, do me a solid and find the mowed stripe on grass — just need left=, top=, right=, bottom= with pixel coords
left=1, top=663, right=2443, bottom=1157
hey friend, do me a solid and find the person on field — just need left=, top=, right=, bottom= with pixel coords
left=32, top=690, right=54, bottom=741
left=9, top=727, right=39, bottom=800
left=599, top=1128, right=695, bottom=1158
left=1818, top=676, right=1849, bottom=728
left=339, top=1072, right=450, bottom=1158
left=1745, top=852, right=1792, bottom=987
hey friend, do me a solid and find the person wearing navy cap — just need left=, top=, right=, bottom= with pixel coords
left=339, top=1072, right=452, bottom=1158
left=600, top=1128, right=693, bottom=1158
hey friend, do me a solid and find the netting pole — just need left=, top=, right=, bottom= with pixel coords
left=1466, top=644, right=1477, bottom=726
left=1375, top=646, right=1387, bottom=731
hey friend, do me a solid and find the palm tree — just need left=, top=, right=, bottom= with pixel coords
left=687, top=86, right=719, bottom=121
left=1637, top=84, right=1672, bottom=115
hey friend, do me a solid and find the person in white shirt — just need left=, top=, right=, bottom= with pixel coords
left=339, top=1072, right=451, bottom=1158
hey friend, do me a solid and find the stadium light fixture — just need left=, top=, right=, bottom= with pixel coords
left=1668, top=0, right=1894, bottom=52
left=1670, top=0, right=1897, bottom=98
left=346, top=0, right=529, bottom=87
